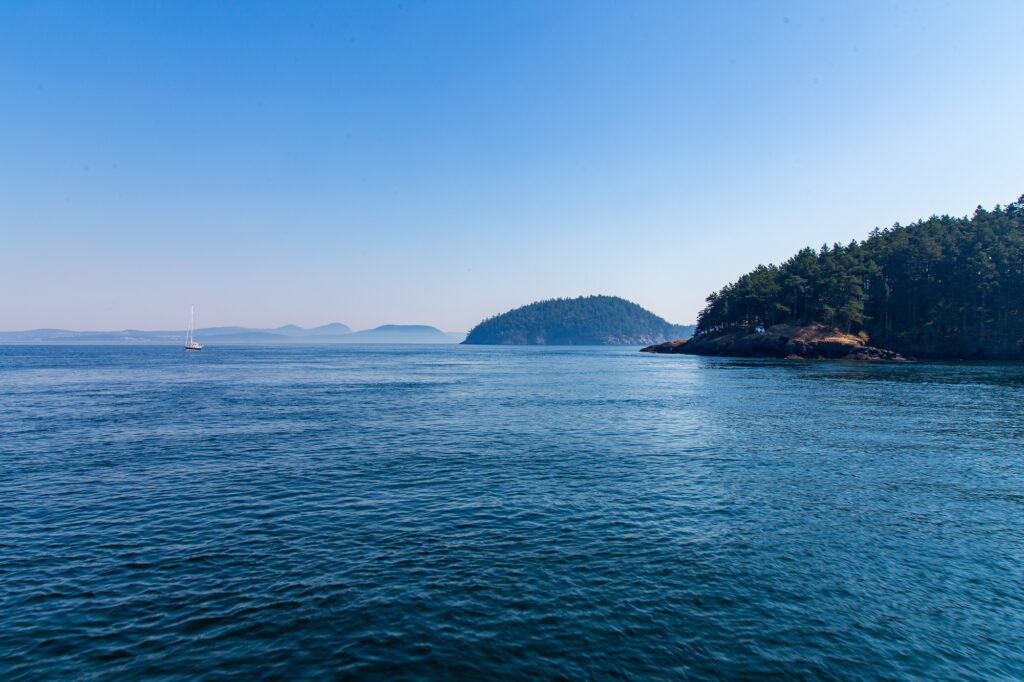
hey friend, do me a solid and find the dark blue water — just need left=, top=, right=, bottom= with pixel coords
left=2, top=345, right=1023, bottom=680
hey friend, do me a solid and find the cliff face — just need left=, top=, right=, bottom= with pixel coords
left=641, top=324, right=909, bottom=361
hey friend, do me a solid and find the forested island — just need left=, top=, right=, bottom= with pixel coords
left=646, top=196, right=1024, bottom=360
left=464, top=296, right=693, bottom=345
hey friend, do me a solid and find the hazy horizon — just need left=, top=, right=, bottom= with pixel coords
left=3, top=320, right=466, bottom=333
left=3, top=1, right=1022, bottom=332
left=0, top=295, right=695, bottom=333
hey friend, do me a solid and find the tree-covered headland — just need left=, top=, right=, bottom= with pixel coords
left=464, top=295, right=693, bottom=345
left=694, top=196, right=1024, bottom=359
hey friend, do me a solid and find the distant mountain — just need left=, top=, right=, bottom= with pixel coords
left=0, top=329, right=192, bottom=344
left=0, top=322, right=464, bottom=345
left=303, top=323, right=353, bottom=336
left=463, top=295, right=695, bottom=345
left=270, top=323, right=351, bottom=338
left=339, top=325, right=455, bottom=344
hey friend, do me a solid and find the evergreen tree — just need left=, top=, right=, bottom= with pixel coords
left=694, top=196, right=1024, bottom=358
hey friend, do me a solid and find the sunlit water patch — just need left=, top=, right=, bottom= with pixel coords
left=2, top=345, right=1023, bottom=679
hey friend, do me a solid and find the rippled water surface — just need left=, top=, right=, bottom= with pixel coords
left=2, top=345, right=1024, bottom=680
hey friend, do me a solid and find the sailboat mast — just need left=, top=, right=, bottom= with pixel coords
left=183, top=304, right=203, bottom=350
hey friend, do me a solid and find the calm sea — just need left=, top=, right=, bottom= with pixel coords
left=2, top=345, right=1023, bottom=680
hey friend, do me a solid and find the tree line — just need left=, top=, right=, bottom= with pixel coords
left=695, top=196, right=1024, bottom=358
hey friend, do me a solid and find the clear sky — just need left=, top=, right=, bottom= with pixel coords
left=2, top=1, right=1022, bottom=332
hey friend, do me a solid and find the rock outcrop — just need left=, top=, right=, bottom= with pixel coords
left=641, top=324, right=910, bottom=361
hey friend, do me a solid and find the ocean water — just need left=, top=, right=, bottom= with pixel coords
left=2, top=345, right=1023, bottom=680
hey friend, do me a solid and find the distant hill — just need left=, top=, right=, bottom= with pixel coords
left=274, top=323, right=352, bottom=338
left=0, top=322, right=464, bottom=345
left=339, top=325, right=455, bottom=344
left=463, top=296, right=694, bottom=345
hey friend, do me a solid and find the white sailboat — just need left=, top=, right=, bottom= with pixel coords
left=184, top=305, right=203, bottom=351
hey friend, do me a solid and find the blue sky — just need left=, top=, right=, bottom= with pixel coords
left=2, top=1, right=1022, bottom=331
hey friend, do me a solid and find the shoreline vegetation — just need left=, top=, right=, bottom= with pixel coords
left=462, top=194, right=1023, bottom=361
left=651, top=195, right=1024, bottom=361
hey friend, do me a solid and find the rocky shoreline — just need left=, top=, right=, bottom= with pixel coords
left=641, top=324, right=910, bottom=362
